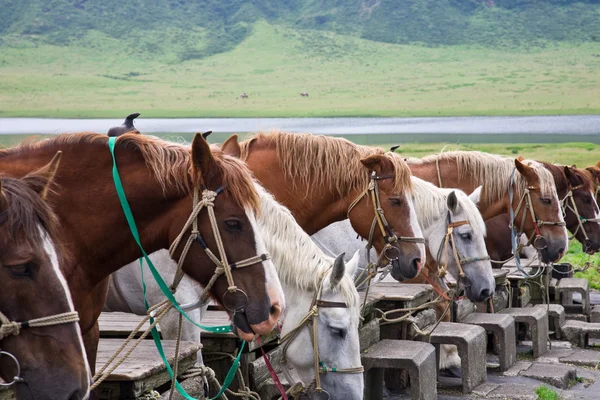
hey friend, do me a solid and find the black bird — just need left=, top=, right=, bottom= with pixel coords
left=107, top=113, right=140, bottom=137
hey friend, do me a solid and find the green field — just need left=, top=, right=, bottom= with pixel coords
left=2, top=22, right=600, bottom=118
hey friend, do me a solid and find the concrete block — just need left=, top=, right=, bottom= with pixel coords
left=544, top=304, right=566, bottom=339
left=362, top=339, right=437, bottom=400
left=452, top=298, right=476, bottom=322
left=520, top=363, right=577, bottom=389
left=590, top=305, right=600, bottom=323
left=462, top=312, right=517, bottom=372
left=500, top=306, right=549, bottom=358
left=425, top=322, right=487, bottom=393
left=556, top=278, right=590, bottom=315
left=562, top=320, right=600, bottom=348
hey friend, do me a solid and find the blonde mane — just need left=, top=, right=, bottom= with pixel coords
left=255, top=183, right=359, bottom=309
left=240, top=131, right=413, bottom=196
left=415, top=151, right=555, bottom=204
left=411, top=177, right=486, bottom=236
left=0, top=132, right=259, bottom=212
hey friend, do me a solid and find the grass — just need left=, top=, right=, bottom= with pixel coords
left=1, top=21, right=600, bottom=118
left=535, top=385, right=561, bottom=400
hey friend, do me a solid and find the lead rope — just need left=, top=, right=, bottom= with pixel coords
left=0, top=310, right=80, bottom=341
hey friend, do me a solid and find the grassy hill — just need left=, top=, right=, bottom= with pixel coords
left=1, top=22, right=599, bottom=117
left=1, top=1, right=600, bottom=117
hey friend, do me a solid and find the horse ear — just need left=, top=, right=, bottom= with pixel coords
left=447, top=191, right=458, bottom=213
left=469, top=186, right=483, bottom=205
left=191, top=132, right=216, bottom=183
left=514, top=159, right=534, bottom=180
left=360, top=154, right=386, bottom=175
left=0, top=181, right=8, bottom=213
left=346, top=250, right=360, bottom=279
left=564, top=166, right=583, bottom=187
left=330, top=253, right=346, bottom=290
left=222, top=134, right=241, bottom=159
left=517, top=156, right=525, bottom=162
left=587, top=165, right=600, bottom=183
left=202, top=131, right=212, bottom=140
left=390, top=145, right=400, bottom=153
left=23, top=151, right=62, bottom=200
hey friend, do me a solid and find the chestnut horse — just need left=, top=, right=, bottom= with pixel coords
left=0, top=160, right=90, bottom=399
left=233, top=131, right=426, bottom=281
left=586, top=161, right=600, bottom=203
left=407, top=152, right=568, bottom=264
left=485, top=164, right=600, bottom=262
left=0, top=132, right=283, bottom=371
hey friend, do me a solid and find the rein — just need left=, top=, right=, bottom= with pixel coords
left=561, top=184, right=600, bottom=252
left=0, top=310, right=80, bottom=387
left=276, top=270, right=363, bottom=400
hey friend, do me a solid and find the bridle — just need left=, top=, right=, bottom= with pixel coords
left=509, top=171, right=566, bottom=253
left=561, top=183, right=600, bottom=253
left=425, top=212, right=491, bottom=301
left=347, top=171, right=425, bottom=278
left=277, top=269, right=363, bottom=400
left=0, top=310, right=80, bottom=387
left=167, top=185, right=270, bottom=313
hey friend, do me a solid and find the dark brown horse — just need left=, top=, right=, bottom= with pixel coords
left=0, top=156, right=90, bottom=400
left=226, top=131, right=426, bottom=281
left=0, top=132, right=283, bottom=372
left=486, top=164, right=600, bottom=262
left=407, top=152, right=568, bottom=263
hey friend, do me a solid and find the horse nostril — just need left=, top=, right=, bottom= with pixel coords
left=559, top=248, right=565, bottom=256
left=412, top=258, right=421, bottom=269
left=480, top=288, right=492, bottom=301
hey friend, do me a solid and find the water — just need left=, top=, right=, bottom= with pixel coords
left=0, top=116, right=599, bottom=145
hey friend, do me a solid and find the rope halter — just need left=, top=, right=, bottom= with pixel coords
left=0, top=310, right=80, bottom=387
left=168, top=185, right=270, bottom=313
left=561, top=184, right=600, bottom=253
left=430, top=212, right=490, bottom=301
left=510, top=183, right=566, bottom=252
left=347, top=171, right=425, bottom=268
left=278, top=270, right=363, bottom=399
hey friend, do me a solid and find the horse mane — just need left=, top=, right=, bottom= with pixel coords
left=411, top=177, right=486, bottom=236
left=416, top=151, right=555, bottom=204
left=254, top=182, right=359, bottom=309
left=240, top=131, right=413, bottom=196
left=0, top=132, right=259, bottom=211
left=539, top=162, right=568, bottom=199
left=0, top=175, right=62, bottom=255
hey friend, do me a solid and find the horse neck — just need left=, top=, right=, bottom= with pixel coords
left=245, top=147, right=363, bottom=234
left=0, top=144, right=179, bottom=290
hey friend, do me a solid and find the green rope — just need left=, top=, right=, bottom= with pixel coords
left=108, top=137, right=244, bottom=399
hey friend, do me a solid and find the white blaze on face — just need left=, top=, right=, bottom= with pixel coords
left=40, top=227, right=91, bottom=399
left=592, top=190, right=600, bottom=220
left=406, top=195, right=426, bottom=264
left=245, top=209, right=285, bottom=312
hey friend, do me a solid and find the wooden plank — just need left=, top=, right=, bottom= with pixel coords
left=96, top=339, right=200, bottom=382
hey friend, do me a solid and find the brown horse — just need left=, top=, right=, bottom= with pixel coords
left=0, top=132, right=283, bottom=372
left=485, top=164, right=600, bottom=261
left=586, top=161, right=600, bottom=203
left=407, top=151, right=568, bottom=263
left=226, top=131, right=426, bottom=281
left=0, top=157, right=90, bottom=399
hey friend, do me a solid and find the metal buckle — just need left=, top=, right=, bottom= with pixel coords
left=383, top=246, right=400, bottom=262
left=533, top=236, right=548, bottom=250
left=311, top=389, right=331, bottom=400
left=222, top=288, right=249, bottom=312
left=0, top=351, right=22, bottom=387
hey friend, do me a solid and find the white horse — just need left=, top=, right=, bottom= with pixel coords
left=312, top=176, right=495, bottom=369
left=104, top=182, right=364, bottom=399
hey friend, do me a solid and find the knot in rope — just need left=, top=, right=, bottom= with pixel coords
left=200, top=190, right=217, bottom=208
left=0, top=316, right=20, bottom=340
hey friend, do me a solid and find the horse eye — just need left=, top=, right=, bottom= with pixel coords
left=460, top=233, right=472, bottom=241
left=330, top=327, right=347, bottom=339
left=583, top=196, right=592, bottom=204
left=6, top=262, right=36, bottom=278
left=224, top=220, right=242, bottom=231
left=540, top=197, right=552, bottom=205
left=389, top=198, right=402, bottom=206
